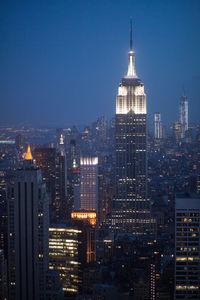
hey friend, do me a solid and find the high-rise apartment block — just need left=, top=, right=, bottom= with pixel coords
left=154, top=112, right=162, bottom=139
left=111, top=21, right=150, bottom=234
left=7, top=146, right=49, bottom=300
left=175, top=196, right=200, bottom=299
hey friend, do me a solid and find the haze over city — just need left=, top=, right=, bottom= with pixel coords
left=1, top=0, right=200, bottom=127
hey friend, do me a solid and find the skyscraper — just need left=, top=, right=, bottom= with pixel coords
left=112, top=21, right=150, bottom=234
left=56, top=128, right=63, bottom=147
left=34, top=147, right=56, bottom=207
left=173, top=122, right=182, bottom=143
left=179, top=91, right=188, bottom=139
left=154, top=112, right=162, bottom=139
left=49, top=225, right=84, bottom=295
left=79, top=157, right=98, bottom=211
left=7, top=146, right=49, bottom=300
left=175, top=196, right=200, bottom=299
left=55, top=135, right=67, bottom=222
left=15, top=134, right=25, bottom=152
left=71, top=212, right=96, bottom=263
left=67, top=139, right=80, bottom=214
left=71, top=156, right=98, bottom=263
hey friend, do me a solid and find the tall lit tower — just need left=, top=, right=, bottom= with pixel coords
left=71, top=157, right=98, bottom=263
left=55, top=134, right=67, bottom=222
left=79, top=157, right=98, bottom=211
left=179, top=91, right=188, bottom=139
left=154, top=112, right=162, bottom=139
left=112, top=21, right=150, bottom=234
left=7, top=146, right=49, bottom=300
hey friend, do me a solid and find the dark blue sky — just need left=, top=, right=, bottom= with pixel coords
left=0, top=0, right=200, bottom=127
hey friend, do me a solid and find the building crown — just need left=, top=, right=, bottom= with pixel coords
left=125, top=19, right=137, bottom=78
left=25, top=144, right=33, bottom=160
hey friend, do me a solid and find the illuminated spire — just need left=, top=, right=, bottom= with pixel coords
left=130, top=18, right=133, bottom=50
left=25, top=144, right=33, bottom=160
left=126, top=19, right=137, bottom=78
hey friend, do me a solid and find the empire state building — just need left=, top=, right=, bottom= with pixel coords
left=111, top=22, right=151, bottom=234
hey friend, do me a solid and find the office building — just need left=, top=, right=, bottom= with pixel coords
left=0, top=249, right=7, bottom=299
left=92, top=116, right=108, bottom=142
left=55, top=135, right=67, bottom=222
left=79, top=157, right=98, bottom=211
left=49, top=225, right=84, bottom=295
left=0, top=172, right=8, bottom=259
left=34, top=147, right=56, bottom=220
left=56, top=128, right=63, bottom=147
left=196, top=125, right=200, bottom=142
left=173, top=122, right=182, bottom=143
left=69, top=153, right=97, bottom=264
left=175, top=196, right=200, bottom=299
left=34, top=147, right=56, bottom=203
left=154, top=112, right=162, bottom=139
left=7, top=145, right=49, bottom=300
left=179, top=91, right=188, bottom=139
left=71, top=212, right=96, bottom=263
left=67, top=139, right=80, bottom=214
left=15, top=134, right=25, bottom=152
left=111, top=21, right=151, bottom=234
left=188, top=175, right=200, bottom=194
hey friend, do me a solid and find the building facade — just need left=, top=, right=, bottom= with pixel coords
left=71, top=212, right=96, bottom=263
left=175, top=196, right=200, bottom=299
left=49, top=225, right=84, bottom=295
left=111, top=22, right=150, bottom=234
left=79, top=157, right=98, bottom=211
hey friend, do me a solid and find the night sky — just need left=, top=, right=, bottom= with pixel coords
left=0, top=0, right=200, bottom=127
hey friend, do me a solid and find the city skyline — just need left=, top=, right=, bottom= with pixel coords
left=0, top=0, right=200, bottom=127
left=1, top=2, right=200, bottom=298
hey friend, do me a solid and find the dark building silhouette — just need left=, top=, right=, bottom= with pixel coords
left=34, top=147, right=56, bottom=220
left=7, top=146, right=49, bottom=300
left=15, top=134, right=25, bottom=152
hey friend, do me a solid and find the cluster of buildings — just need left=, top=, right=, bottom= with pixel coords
left=0, top=24, right=200, bottom=300
left=154, top=90, right=189, bottom=141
